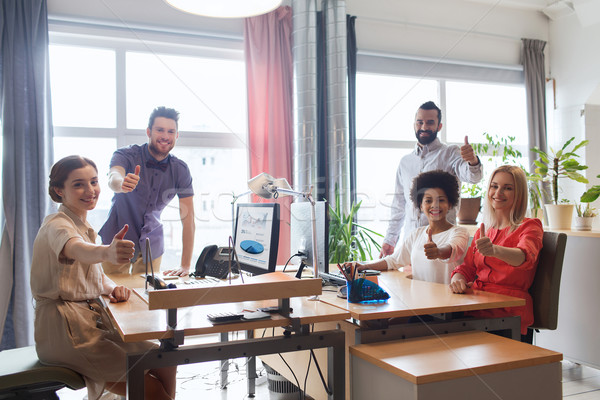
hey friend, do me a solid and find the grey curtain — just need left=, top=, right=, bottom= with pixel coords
left=0, top=0, right=54, bottom=349
left=522, top=38, right=548, bottom=168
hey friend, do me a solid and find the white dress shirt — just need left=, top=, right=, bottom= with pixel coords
left=383, top=138, right=483, bottom=247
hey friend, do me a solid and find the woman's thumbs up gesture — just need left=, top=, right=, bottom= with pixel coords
left=107, top=224, right=135, bottom=264
left=423, top=228, right=441, bottom=260
left=475, top=223, right=496, bottom=256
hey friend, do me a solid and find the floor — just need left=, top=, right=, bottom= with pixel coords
left=56, top=333, right=600, bottom=399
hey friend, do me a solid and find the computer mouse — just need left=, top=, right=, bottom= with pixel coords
left=146, top=274, right=168, bottom=290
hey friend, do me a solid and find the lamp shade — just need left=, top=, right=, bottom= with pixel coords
left=248, top=173, right=293, bottom=199
left=164, top=0, right=282, bottom=18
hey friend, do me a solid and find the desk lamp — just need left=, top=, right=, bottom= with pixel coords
left=230, top=190, right=251, bottom=240
left=247, top=172, right=319, bottom=280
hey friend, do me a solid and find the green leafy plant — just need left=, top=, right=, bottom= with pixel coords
left=463, top=132, right=524, bottom=199
left=576, top=203, right=597, bottom=218
left=328, top=187, right=383, bottom=263
left=461, top=182, right=483, bottom=198
left=581, top=174, right=600, bottom=203
left=531, top=137, right=589, bottom=205
left=526, top=173, right=546, bottom=213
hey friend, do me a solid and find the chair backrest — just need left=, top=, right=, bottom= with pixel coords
left=529, top=231, right=567, bottom=331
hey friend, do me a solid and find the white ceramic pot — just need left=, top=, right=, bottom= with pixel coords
left=573, top=216, right=595, bottom=231
left=545, top=204, right=574, bottom=230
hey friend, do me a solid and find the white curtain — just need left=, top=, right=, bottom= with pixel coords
left=0, top=0, right=54, bottom=349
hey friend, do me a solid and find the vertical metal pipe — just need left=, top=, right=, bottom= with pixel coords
left=292, top=0, right=318, bottom=195
left=324, top=0, right=350, bottom=212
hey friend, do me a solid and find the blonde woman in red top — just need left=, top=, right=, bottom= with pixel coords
left=449, top=165, right=543, bottom=342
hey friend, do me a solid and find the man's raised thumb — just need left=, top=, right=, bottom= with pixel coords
left=464, top=135, right=469, bottom=146
left=480, top=222, right=486, bottom=238
left=115, top=224, right=129, bottom=240
left=134, top=165, right=141, bottom=176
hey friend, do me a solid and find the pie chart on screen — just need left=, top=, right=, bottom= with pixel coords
left=240, top=240, right=264, bottom=254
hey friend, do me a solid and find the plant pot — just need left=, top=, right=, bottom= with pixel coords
left=457, top=197, right=481, bottom=225
left=545, top=204, right=574, bottom=230
left=573, top=216, right=595, bottom=231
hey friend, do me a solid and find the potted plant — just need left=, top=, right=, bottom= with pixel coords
left=458, top=132, right=523, bottom=224
left=580, top=174, right=600, bottom=203
left=573, top=203, right=597, bottom=231
left=328, top=186, right=383, bottom=263
left=577, top=174, right=600, bottom=231
left=531, top=137, right=589, bottom=230
left=458, top=183, right=482, bottom=225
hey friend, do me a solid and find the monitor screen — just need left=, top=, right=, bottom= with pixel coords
left=233, top=203, right=280, bottom=275
left=289, top=200, right=329, bottom=274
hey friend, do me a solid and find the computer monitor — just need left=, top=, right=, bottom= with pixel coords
left=289, top=201, right=329, bottom=275
left=233, top=203, right=280, bottom=275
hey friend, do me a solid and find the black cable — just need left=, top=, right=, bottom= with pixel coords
left=278, top=353, right=303, bottom=400
left=303, top=349, right=313, bottom=400
left=310, top=349, right=332, bottom=396
left=283, top=252, right=304, bottom=273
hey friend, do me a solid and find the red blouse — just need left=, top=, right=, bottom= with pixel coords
left=451, top=218, right=543, bottom=335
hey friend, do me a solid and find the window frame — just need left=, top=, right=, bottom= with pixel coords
left=49, top=22, right=247, bottom=150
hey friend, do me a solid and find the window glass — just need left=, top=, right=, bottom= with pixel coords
left=52, top=137, right=117, bottom=233
left=355, top=69, right=529, bottom=246
left=49, top=45, right=116, bottom=128
left=356, top=147, right=412, bottom=238
left=159, top=147, right=249, bottom=268
left=126, top=52, right=247, bottom=138
left=356, top=74, right=438, bottom=141
left=445, top=81, right=527, bottom=146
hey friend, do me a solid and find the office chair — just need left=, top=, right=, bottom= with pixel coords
left=527, top=231, right=567, bottom=341
left=0, top=345, right=85, bottom=399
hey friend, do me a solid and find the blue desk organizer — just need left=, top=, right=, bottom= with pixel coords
left=346, top=278, right=390, bottom=303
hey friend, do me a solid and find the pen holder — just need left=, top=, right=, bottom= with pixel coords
left=346, top=278, right=390, bottom=303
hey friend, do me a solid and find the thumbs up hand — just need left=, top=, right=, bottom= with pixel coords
left=423, top=228, right=441, bottom=260
left=107, top=224, right=135, bottom=264
left=122, top=165, right=141, bottom=193
left=475, top=223, right=495, bottom=256
left=460, top=135, right=478, bottom=166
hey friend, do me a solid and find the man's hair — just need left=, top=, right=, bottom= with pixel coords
left=418, top=101, right=442, bottom=124
left=483, top=165, right=528, bottom=229
left=147, top=106, right=180, bottom=130
left=409, top=170, right=460, bottom=209
left=49, top=155, right=98, bottom=203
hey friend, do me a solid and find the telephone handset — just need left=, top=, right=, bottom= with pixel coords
left=194, top=245, right=238, bottom=279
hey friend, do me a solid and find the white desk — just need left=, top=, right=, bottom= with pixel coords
left=535, top=230, right=600, bottom=368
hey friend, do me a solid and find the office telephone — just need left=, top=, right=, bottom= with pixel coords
left=194, top=245, right=239, bottom=279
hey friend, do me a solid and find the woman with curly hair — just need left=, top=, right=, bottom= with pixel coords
left=348, top=170, right=468, bottom=284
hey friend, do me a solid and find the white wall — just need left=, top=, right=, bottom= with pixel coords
left=348, top=0, right=548, bottom=67
left=548, top=12, right=600, bottom=223
left=48, top=0, right=549, bottom=68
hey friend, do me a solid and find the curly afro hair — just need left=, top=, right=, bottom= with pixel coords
left=409, top=170, right=460, bottom=209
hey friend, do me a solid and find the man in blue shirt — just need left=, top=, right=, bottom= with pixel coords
left=379, top=101, right=483, bottom=257
left=99, top=106, right=195, bottom=276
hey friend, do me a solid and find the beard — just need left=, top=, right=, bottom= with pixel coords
left=149, top=140, right=174, bottom=159
left=415, top=129, right=438, bottom=145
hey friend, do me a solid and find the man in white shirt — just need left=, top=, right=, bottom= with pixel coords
left=379, top=101, right=483, bottom=257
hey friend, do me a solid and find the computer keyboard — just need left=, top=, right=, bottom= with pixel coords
left=184, top=276, right=222, bottom=285
left=320, top=271, right=347, bottom=286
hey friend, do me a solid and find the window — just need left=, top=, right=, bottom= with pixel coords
left=49, top=27, right=248, bottom=266
left=49, top=45, right=116, bottom=128
left=355, top=55, right=528, bottom=241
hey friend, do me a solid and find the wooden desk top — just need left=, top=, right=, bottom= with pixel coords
left=319, top=270, right=525, bottom=321
left=104, top=273, right=350, bottom=343
left=350, top=330, right=562, bottom=384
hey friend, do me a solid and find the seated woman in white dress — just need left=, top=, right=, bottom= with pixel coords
left=349, top=170, right=468, bottom=284
left=30, top=155, right=176, bottom=399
